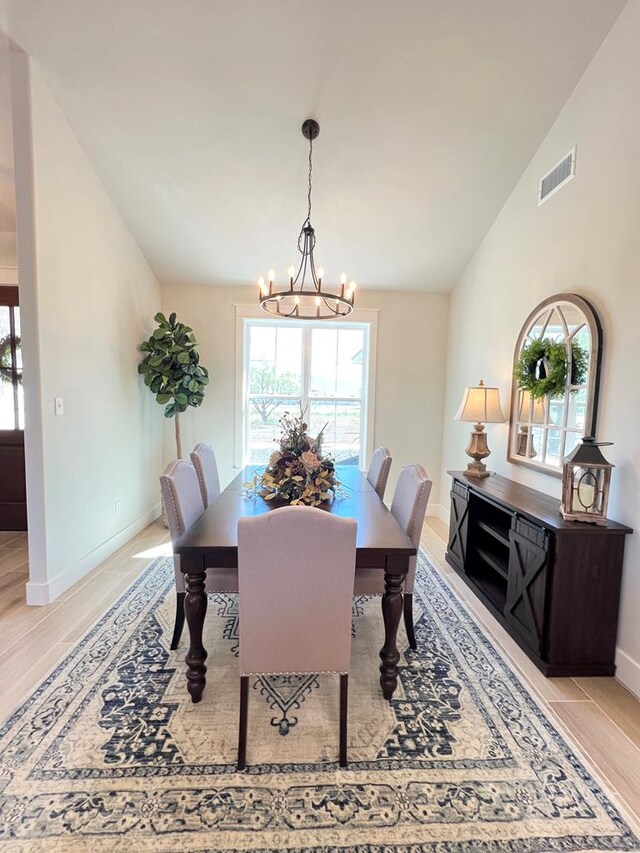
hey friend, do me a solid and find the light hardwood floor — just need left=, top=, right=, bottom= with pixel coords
left=1, top=519, right=639, bottom=827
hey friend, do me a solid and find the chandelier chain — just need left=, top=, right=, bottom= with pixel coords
left=306, top=135, right=313, bottom=226
left=298, top=135, right=314, bottom=254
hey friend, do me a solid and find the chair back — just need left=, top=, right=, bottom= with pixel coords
left=160, top=460, right=205, bottom=590
left=238, top=506, right=357, bottom=676
left=390, top=464, right=432, bottom=592
left=367, top=446, right=392, bottom=500
left=190, top=442, right=221, bottom=508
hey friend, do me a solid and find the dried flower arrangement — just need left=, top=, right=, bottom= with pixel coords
left=244, top=410, right=341, bottom=506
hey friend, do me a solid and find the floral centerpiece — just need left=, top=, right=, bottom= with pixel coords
left=245, top=410, right=341, bottom=506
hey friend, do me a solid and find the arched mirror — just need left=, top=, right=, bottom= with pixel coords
left=508, top=293, right=603, bottom=476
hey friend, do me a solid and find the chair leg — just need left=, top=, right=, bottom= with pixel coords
left=237, top=676, right=249, bottom=771
left=339, top=674, right=348, bottom=768
left=170, top=592, right=186, bottom=650
left=403, top=593, right=417, bottom=650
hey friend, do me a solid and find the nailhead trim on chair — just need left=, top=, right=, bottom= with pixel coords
left=405, top=464, right=430, bottom=547
left=163, top=460, right=186, bottom=536
left=370, top=449, right=392, bottom=496
left=191, top=443, right=208, bottom=507
left=242, top=669, right=348, bottom=676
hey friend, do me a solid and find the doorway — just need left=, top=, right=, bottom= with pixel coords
left=0, top=284, right=25, bottom=529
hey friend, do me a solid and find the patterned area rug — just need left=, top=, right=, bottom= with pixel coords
left=0, top=551, right=638, bottom=852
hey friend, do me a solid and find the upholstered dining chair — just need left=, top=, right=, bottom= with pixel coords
left=190, top=442, right=221, bottom=509
left=367, top=446, right=392, bottom=501
left=354, top=464, right=432, bottom=650
left=236, top=506, right=357, bottom=770
left=160, top=460, right=238, bottom=650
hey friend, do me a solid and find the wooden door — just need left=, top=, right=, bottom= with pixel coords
left=505, top=517, right=550, bottom=655
left=0, top=286, right=26, bottom=530
left=446, top=480, right=469, bottom=572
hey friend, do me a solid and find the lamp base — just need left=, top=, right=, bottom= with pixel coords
left=464, top=422, right=492, bottom=478
left=464, top=459, right=490, bottom=478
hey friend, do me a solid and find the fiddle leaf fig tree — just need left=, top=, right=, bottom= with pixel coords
left=138, top=312, right=209, bottom=458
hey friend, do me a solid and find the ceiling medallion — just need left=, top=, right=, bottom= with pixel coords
left=258, top=118, right=356, bottom=319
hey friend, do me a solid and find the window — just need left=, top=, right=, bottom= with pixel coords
left=507, top=294, right=602, bottom=476
left=241, top=319, right=372, bottom=467
left=0, top=287, right=23, bottom=431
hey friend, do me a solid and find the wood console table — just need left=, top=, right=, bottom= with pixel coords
left=445, top=471, right=633, bottom=677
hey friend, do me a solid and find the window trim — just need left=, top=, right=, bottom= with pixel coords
left=235, top=304, right=378, bottom=470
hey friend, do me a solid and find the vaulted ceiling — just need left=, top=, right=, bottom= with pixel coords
left=0, top=0, right=625, bottom=289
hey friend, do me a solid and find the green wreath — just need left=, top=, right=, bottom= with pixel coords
left=0, top=334, right=20, bottom=384
left=515, top=337, right=587, bottom=400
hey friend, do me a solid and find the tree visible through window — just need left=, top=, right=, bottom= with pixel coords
left=244, top=321, right=368, bottom=467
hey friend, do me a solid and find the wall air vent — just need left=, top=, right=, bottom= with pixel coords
left=538, top=146, right=576, bottom=205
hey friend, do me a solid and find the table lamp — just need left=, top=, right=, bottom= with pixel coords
left=455, top=380, right=505, bottom=478
left=515, top=389, right=547, bottom=457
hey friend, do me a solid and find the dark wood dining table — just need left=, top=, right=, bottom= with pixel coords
left=174, top=465, right=416, bottom=704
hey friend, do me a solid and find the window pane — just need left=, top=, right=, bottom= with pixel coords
left=567, top=388, right=587, bottom=430
left=565, top=430, right=581, bottom=457
left=309, top=400, right=361, bottom=466
left=248, top=326, right=302, bottom=398
left=247, top=398, right=301, bottom=465
left=310, top=328, right=337, bottom=396
left=249, top=326, right=276, bottom=362
left=17, top=383, right=24, bottom=430
left=0, top=306, right=15, bottom=429
left=571, top=326, right=590, bottom=384
left=530, top=426, right=545, bottom=460
left=544, top=429, right=563, bottom=468
left=336, top=329, right=364, bottom=398
left=548, top=397, right=564, bottom=427
left=14, top=308, right=22, bottom=371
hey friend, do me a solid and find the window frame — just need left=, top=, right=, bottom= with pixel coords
left=507, top=293, right=603, bottom=477
left=235, top=304, right=378, bottom=470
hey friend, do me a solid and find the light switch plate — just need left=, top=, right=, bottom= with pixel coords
left=54, top=397, right=64, bottom=416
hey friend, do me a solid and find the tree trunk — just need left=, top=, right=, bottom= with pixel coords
left=175, top=412, right=183, bottom=459
left=161, top=412, right=183, bottom=529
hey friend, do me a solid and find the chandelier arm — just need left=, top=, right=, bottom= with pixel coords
left=308, top=250, right=321, bottom=291
left=291, top=257, right=303, bottom=290
left=297, top=251, right=309, bottom=291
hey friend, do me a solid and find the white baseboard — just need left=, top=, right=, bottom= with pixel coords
left=615, top=647, right=640, bottom=699
left=25, top=503, right=162, bottom=605
left=427, top=502, right=449, bottom=526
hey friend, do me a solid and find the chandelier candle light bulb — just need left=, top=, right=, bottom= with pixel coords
left=258, top=118, right=358, bottom=319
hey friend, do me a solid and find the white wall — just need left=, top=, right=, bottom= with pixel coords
left=441, top=1, right=640, bottom=695
left=12, top=53, right=163, bottom=603
left=0, top=31, right=16, bottom=273
left=162, top=285, right=449, bottom=505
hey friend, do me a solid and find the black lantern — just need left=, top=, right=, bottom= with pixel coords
left=560, top=436, right=613, bottom=525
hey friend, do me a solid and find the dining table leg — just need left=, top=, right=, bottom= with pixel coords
left=183, top=555, right=208, bottom=703
left=379, top=556, right=405, bottom=700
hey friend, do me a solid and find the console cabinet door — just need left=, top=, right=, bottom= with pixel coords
left=447, top=481, right=469, bottom=573
left=506, top=517, right=550, bottom=656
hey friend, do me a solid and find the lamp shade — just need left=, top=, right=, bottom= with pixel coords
left=517, top=389, right=547, bottom=425
left=455, top=380, right=505, bottom=424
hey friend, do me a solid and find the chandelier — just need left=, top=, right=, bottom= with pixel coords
left=258, top=119, right=356, bottom=319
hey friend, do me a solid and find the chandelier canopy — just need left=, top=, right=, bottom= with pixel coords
left=258, top=119, right=356, bottom=319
